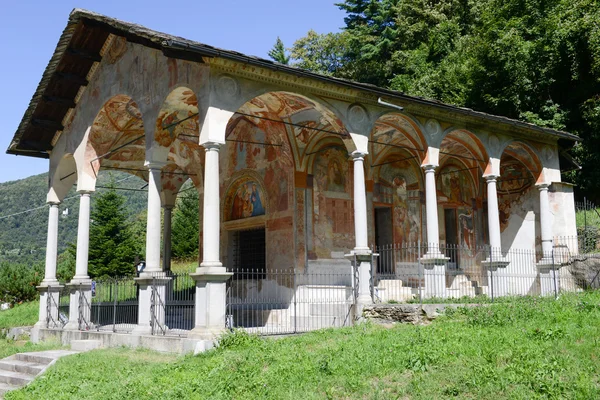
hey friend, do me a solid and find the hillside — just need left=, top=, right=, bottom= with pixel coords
left=0, top=171, right=148, bottom=263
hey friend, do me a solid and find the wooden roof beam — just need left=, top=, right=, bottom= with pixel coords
left=31, top=118, right=64, bottom=131
left=42, top=95, right=76, bottom=109
left=55, top=72, right=89, bottom=86
left=66, top=47, right=102, bottom=62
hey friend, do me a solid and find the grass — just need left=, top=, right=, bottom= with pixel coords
left=6, top=291, right=600, bottom=399
left=0, top=302, right=38, bottom=329
left=576, top=207, right=600, bottom=229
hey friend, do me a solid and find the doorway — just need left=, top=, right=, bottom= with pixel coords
left=375, top=207, right=393, bottom=274
left=444, top=208, right=459, bottom=267
left=232, top=227, right=266, bottom=278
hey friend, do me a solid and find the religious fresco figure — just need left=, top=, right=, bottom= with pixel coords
left=228, top=180, right=266, bottom=221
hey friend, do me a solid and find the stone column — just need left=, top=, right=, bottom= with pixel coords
left=36, top=203, right=63, bottom=330
left=536, top=183, right=558, bottom=295
left=144, top=163, right=164, bottom=273
left=133, top=162, right=171, bottom=336
left=538, top=183, right=553, bottom=261
left=65, top=191, right=93, bottom=331
left=162, top=205, right=173, bottom=273
left=420, top=164, right=448, bottom=298
left=422, top=164, right=443, bottom=256
left=190, top=142, right=232, bottom=339
left=350, top=151, right=372, bottom=308
left=482, top=175, right=509, bottom=297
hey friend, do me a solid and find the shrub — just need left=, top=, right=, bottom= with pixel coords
left=0, top=262, right=43, bottom=304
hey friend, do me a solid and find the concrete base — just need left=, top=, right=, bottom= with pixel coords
left=35, top=285, right=64, bottom=329
left=420, top=256, right=449, bottom=299
left=71, top=339, right=102, bottom=351
left=35, top=328, right=216, bottom=355
left=132, top=274, right=171, bottom=336
left=537, top=263, right=559, bottom=296
left=190, top=267, right=233, bottom=339
left=64, top=281, right=92, bottom=331
left=482, top=259, right=510, bottom=298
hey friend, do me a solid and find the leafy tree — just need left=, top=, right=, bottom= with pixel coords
left=171, top=188, right=200, bottom=259
left=290, top=30, right=352, bottom=77
left=268, top=37, right=290, bottom=65
left=88, top=186, right=139, bottom=278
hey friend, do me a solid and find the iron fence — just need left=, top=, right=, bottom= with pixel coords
left=226, top=268, right=355, bottom=335
left=373, top=241, right=593, bottom=303
left=149, top=272, right=195, bottom=337
left=46, top=285, right=69, bottom=330
left=90, top=276, right=138, bottom=333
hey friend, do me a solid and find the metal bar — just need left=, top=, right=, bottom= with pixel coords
left=59, top=171, right=76, bottom=181
left=439, top=151, right=484, bottom=163
left=371, top=155, right=416, bottom=168
left=369, top=140, right=423, bottom=152
left=226, top=139, right=282, bottom=147
left=89, top=134, right=145, bottom=164
left=437, top=166, right=480, bottom=176
left=234, top=110, right=348, bottom=137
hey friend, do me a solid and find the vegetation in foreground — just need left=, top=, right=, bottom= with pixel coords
left=0, top=302, right=38, bottom=329
left=7, top=291, right=600, bottom=399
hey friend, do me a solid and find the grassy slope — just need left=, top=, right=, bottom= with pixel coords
left=0, top=302, right=38, bottom=329
left=6, top=292, right=600, bottom=399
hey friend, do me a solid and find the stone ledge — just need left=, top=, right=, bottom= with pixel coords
left=363, top=303, right=480, bottom=325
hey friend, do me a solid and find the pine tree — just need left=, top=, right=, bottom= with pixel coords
left=171, top=189, right=200, bottom=259
left=88, top=187, right=139, bottom=278
left=268, top=37, right=290, bottom=65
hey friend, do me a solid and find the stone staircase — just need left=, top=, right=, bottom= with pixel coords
left=0, top=349, right=79, bottom=398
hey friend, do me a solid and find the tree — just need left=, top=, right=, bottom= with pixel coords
left=88, top=187, right=139, bottom=278
left=171, top=188, right=200, bottom=259
left=268, top=37, right=290, bottom=65
left=290, top=30, right=352, bottom=77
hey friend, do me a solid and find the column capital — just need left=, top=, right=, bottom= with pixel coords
left=536, top=182, right=550, bottom=191
left=76, top=190, right=93, bottom=196
left=47, top=201, right=60, bottom=207
left=162, top=204, right=174, bottom=211
left=483, top=174, right=500, bottom=183
left=350, top=150, right=367, bottom=160
left=422, top=164, right=437, bottom=173
left=144, top=160, right=167, bottom=170
left=202, top=141, right=223, bottom=151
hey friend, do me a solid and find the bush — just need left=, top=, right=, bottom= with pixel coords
left=0, top=262, right=43, bottom=304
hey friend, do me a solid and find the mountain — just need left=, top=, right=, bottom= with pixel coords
left=0, top=171, right=148, bottom=263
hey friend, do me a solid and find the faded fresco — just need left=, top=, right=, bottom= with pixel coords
left=498, top=158, right=535, bottom=232
left=225, top=178, right=266, bottom=221
left=312, top=145, right=353, bottom=258
left=374, top=160, right=422, bottom=246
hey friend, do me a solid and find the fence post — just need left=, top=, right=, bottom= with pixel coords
left=552, top=245, right=559, bottom=299
left=489, top=245, right=494, bottom=303
left=113, top=279, right=118, bottom=333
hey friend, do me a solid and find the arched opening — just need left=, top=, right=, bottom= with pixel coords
left=498, top=141, right=542, bottom=251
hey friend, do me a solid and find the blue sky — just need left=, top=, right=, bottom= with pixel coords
left=0, top=0, right=345, bottom=183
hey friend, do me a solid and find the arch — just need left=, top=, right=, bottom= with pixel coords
left=369, top=112, right=428, bottom=166
left=223, top=172, right=267, bottom=222
left=85, top=94, right=146, bottom=181
left=228, top=91, right=354, bottom=172
left=499, top=140, right=543, bottom=181
left=155, top=86, right=200, bottom=148
left=49, top=154, right=78, bottom=202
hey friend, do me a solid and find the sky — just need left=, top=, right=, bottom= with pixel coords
left=0, top=0, right=346, bottom=184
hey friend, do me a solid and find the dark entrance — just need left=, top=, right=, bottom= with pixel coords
left=444, top=208, right=459, bottom=266
left=233, top=227, right=266, bottom=278
left=374, top=207, right=393, bottom=274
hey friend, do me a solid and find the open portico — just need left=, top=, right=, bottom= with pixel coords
left=7, top=10, right=581, bottom=350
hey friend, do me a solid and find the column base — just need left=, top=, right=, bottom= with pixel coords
left=483, top=259, right=510, bottom=297
left=190, top=267, right=233, bottom=334
left=133, top=274, right=172, bottom=336
left=537, top=263, right=559, bottom=296
left=36, top=284, right=64, bottom=329
left=64, top=280, right=92, bottom=331
left=420, top=256, right=449, bottom=299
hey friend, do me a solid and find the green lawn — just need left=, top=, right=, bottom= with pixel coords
left=5, top=291, right=600, bottom=399
left=0, top=302, right=38, bottom=329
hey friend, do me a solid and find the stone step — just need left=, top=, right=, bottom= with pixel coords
left=0, top=381, right=21, bottom=396
left=0, top=369, right=35, bottom=386
left=0, top=359, right=44, bottom=376
left=14, top=350, right=78, bottom=366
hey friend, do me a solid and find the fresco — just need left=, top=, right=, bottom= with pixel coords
left=312, top=145, right=353, bottom=258
left=498, top=158, right=535, bottom=232
left=227, top=180, right=265, bottom=221
left=155, top=88, right=199, bottom=148
left=374, top=159, right=422, bottom=245
left=438, top=165, right=474, bottom=205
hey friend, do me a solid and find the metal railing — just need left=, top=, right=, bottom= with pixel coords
left=78, top=283, right=91, bottom=331
left=226, top=268, right=355, bottom=335
left=149, top=272, right=195, bottom=337
left=90, top=276, right=138, bottom=333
